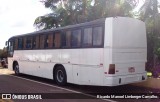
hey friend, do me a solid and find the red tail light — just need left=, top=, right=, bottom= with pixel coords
left=108, top=64, right=115, bottom=74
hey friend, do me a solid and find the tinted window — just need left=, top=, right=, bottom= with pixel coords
left=54, top=32, right=61, bottom=48
left=83, top=28, right=92, bottom=47
left=71, top=29, right=81, bottom=47
left=23, top=37, right=26, bottom=49
left=33, top=36, right=36, bottom=49
left=40, top=35, right=45, bottom=49
left=93, top=26, right=103, bottom=46
left=36, top=36, right=39, bottom=49
left=48, top=34, right=53, bottom=48
left=26, top=37, right=32, bottom=49
left=14, top=39, right=18, bottom=50
left=33, top=35, right=39, bottom=49
left=18, top=38, right=23, bottom=49
left=44, top=35, right=49, bottom=48
left=62, top=31, right=71, bottom=48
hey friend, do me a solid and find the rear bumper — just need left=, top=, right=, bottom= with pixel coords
left=104, top=72, right=147, bottom=86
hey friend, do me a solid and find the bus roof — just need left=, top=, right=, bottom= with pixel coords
left=8, top=18, right=106, bottom=40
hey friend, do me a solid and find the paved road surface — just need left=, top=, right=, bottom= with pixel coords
left=0, top=68, right=160, bottom=102
left=0, top=68, right=113, bottom=102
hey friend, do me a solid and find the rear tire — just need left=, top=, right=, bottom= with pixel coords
left=14, top=63, right=20, bottom=75
left=54, top=66, right=67, bottom=86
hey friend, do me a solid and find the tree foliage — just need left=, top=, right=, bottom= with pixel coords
left=139, top=0, right=160, bottom=77
left=0, top=47, right=7, bottom=59
left=34, top=0, right=138, bottom=30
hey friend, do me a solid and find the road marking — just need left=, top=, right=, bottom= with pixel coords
left=8, top=75, right=117, bottom=102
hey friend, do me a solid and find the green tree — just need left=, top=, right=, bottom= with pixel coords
left=34, top=0, right=137, bottom=30
left=0, top=47, right=7, bottom=59
left=34, top=14, right=59, bottom=30
left=139, top=0, right=160, bottom=76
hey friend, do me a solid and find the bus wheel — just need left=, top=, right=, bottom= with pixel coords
left=54, top=66, right=67, bottom=86
left=14, top=63, right=20, bottom=75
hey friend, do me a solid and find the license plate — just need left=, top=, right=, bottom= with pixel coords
left=128, top=67, right=135, bottom=73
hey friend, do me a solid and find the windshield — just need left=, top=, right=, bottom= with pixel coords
left=8, top=40, right=14, bottom=57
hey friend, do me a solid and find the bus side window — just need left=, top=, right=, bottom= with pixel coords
left=62, top=30, right=71, bottom=48
left=40, top=35, right=45, bottom=49
left=54, top=32, right=61, bottom=48
left=83, top=27, right=92, bottom=47
left=32, top=36, right=36, bottom=49
left=93, top=26, right=103, bottom=46
left=26, top=37, right=32, bottom=49
left=48, top=34, right=53, bottom=48
left=36, top=35, right=39, bottom=49
left=18, top=38, right=23, bottom=49
left=71, top=29, right=81, bottom=47
left=23, top=37, right=26, bottom=49
left=14, top=38, right=18, bottom=50
left=32, top=35, right=39, bottom=49
left=44, top=34, right=49, bottom=48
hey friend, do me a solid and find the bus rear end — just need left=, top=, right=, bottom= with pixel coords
left=104, top=17, right=147, bottom=86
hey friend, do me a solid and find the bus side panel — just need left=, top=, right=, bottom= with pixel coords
left=78, top=66, right=104, bottom=85
left=59, top=49, right=73, bottom=83
left=13, top=48, right=105, bottom=86
left=15, top=50, right=54, bottom=79
left=18, top=50, right=73, bottom=81
left=71, top=49, right=104, bottom=85
left=8, top=57, right=13, bottom=70
left=17, top=50, right=34, bottom=75
left=71, top=49, right=81, bottom=84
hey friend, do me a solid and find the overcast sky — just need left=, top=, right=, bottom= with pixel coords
left=0, top=0, right=146, bottom=49
left=0, top=0, right=51, bottom=49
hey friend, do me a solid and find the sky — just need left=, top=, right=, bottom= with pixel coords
left=0, top=0, right=145, bottom=49
left=0, top=0, right=51, bottom=49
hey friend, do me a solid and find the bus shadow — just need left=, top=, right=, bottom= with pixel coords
left=11, top=73, right=160, bottom=94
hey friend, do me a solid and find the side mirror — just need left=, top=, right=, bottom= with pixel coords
left=5, top=41, right=8, bottom=46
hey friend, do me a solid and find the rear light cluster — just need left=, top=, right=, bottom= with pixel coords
left=108, top=64, right=115, bottom=74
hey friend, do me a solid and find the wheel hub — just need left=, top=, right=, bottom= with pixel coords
left=56, top=70, right=64, bottom=82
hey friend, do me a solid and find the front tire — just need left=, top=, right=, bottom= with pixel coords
left=14, top=63, right=20, bottom=75
left=54, top=66, right=67, bottom=86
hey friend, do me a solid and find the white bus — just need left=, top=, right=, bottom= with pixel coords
left=6, top=17, right=147, bottom=86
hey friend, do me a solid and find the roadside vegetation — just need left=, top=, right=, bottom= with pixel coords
left=0, top=47, right=7, bottom=68
left=0, top=47, right=7, bottom=59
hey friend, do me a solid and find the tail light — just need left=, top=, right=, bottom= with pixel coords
left=108, top=64, right=115, bottom=74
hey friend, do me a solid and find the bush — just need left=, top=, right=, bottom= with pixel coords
left=155, top=48, right=160, bottom=59
left=152, top=58, right=160, bottom=78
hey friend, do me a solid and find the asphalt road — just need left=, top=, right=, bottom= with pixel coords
left=0, top=68, right=114, bottom=102
left=0, top=68, right=160, bottom=102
